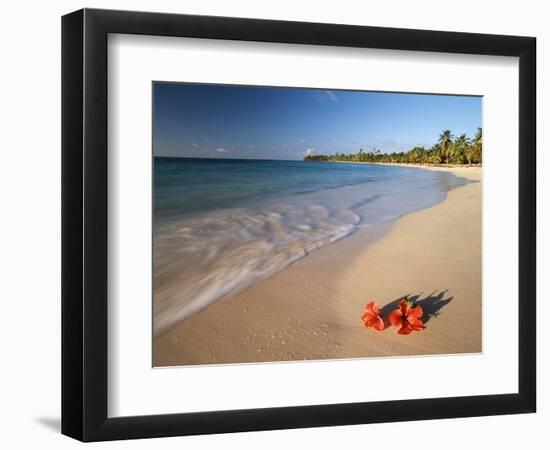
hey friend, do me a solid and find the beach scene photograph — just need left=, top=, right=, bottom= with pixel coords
left=153, top=82, right=482, bottom=367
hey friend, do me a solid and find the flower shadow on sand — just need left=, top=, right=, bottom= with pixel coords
left=379, top=290, right=453, bottom=329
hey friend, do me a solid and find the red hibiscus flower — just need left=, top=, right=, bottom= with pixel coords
left=389, top=299, right=424, bottom=335
left=361, top=301, right=384, bottom=331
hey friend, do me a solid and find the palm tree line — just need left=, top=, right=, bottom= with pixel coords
left=304, top=128, right=482, bottom=165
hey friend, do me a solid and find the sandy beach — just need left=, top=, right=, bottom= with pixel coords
left=154, top=166, right=482, bottom=366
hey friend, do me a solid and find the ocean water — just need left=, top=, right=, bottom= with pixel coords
left=153, top=157, right=468, bottom=336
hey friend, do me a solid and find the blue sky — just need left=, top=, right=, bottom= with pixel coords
left=153, top=83, right=482, bottom=160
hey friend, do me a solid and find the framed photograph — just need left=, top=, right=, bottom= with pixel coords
left=61, top=8, right=536, bottom=441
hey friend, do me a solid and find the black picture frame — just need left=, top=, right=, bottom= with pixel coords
left=61, top=8, right=536, bottom=442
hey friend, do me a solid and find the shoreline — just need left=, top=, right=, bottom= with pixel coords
left=154, top=166, right=482, bottom=366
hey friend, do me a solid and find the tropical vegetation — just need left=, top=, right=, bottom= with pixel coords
left=304, top=128, right=482, bottom=165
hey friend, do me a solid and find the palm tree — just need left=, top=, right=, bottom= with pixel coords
left=469, top=127, right=483, bottom=164
left=451, top=133, right=470, bottom=164
left=437, top=129, right=454, bottom=164
left=473, top=127, right=482, bottom=146
left=304, top=128, right=482, bottom=166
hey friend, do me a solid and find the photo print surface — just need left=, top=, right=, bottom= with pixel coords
left=152, top=82, right=482, bottom=367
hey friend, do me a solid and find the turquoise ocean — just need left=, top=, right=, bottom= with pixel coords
left=153, top=157, right=468, bottom=335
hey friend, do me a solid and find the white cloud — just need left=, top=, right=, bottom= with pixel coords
left=249, top=144, right=255, bottom=149
left=324, top=90, right=338, bottom=102
left=300, top=138, right=306, bottom=143
left=312, top=89, right=338, bottom=104
left=305, top=148, right=315, bottom=157
left=192, top=143, right=199, bottom=149
left=216, top=148, right=227, bottom=153
left=313, top=90, right=338, bottom=103
left=378, top=139, right=409, bottom=153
